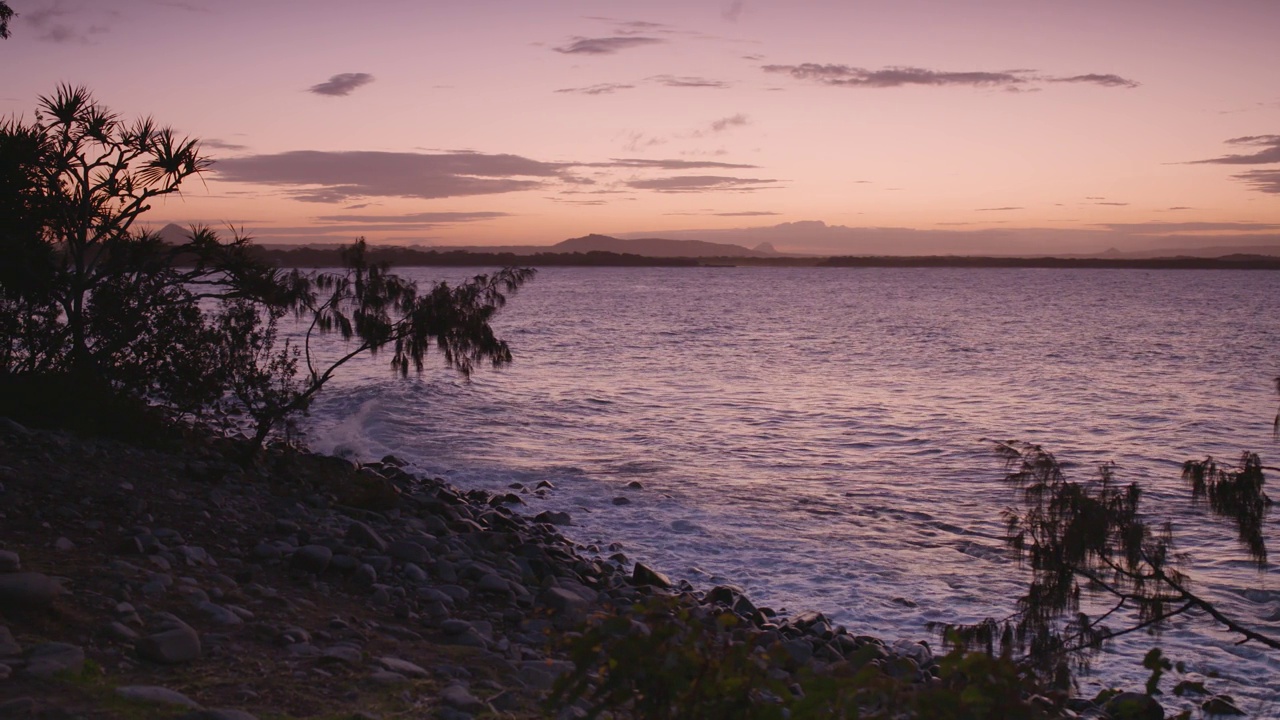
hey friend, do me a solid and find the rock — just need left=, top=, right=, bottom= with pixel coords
left=542, top=587, right=590, bottom=614
left=1202, top=695, right=1245, bottom=716
left=0, top=625, right=20, bottom=657
left=115, top=685, right=202, bottom=708
left=137, top=625, right=202, bottom=664
left=534, top=510, right=571, bottom=526
left=1104, top=691, right=1164, bottom=720
left=354, top=563, right=377, bottom=587
left=196, top=601, right=244, bottom=626
left=291, top=544, right=333, bottom=574
left=632, top=562, right=672, bottom=589
left=377, top=656, right=428, bottom=678
left=612, top=496, right=631, bottom=505
left=105, top=620, right=140, bottom=642
left=23, top=642, right=85, bottom=678
left=53, top=536, right=75, bottom=551
left=780, top=638, right=814, bottom=665
left=0, top=550, right=20, bottom=572
left=388, top=540, right=431, bottom=564
left=0, top=572, right=62, bottom=610
left=626, top=480, right=644, bottom=490
left=0, top=697, right=35, bottom=718
left=321, top=646, right=362, bottom=665
left=181, top=711, right=260, bottom=720
left=477, top=573, right=509, bottom=594
left=346, top=521, right=389, bottom=552
left=368, top=670, right=408, bottom=685
left=440, top=684, right=487, bottom=712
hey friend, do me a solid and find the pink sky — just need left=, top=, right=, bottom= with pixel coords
left=4, top=0, right=1280, bottom=254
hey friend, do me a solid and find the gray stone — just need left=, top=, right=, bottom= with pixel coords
left=23, top=642, right=85, bottom=678
left=542, top=587, right=590, bottom=613
left=321, top=646, right=362, bottom=664
left=196, top=601, right=243, bottom=626
left=0, top=625, right=20, bottom=657
left=0, top=550, right=19, bottom=572
left=291, top=544, right=333, bottom=574
left=387, top=540, right=430, bottom=564
left=1104, top=691, right=1164, bottom=720
left=534, top=510, right=571, bottom=526
left=105, top=621, right=140, bottom=642
left=368, top=670, right=408, bottom=684
left=1201, top=696, right=1245, bottom=716
left=780, top=638, right=814, bottom=665
left=403, top=563, right=429, bottom=583
left=137, top=625, right=202, bottom=664
left=0, top=697, right=35, bottom=717
left=0, top=573, right=61, bottom=610
left=53, top=536, right=75, bottom=551
left=354, top=563, right=377, bottom=587
left=632, top=562, right=672, bottom=589
left=346, top=521, right=388, bottom=552
left=181, top=710, right=260, bottom=720
left=440, top=684, right=487, bottom=712
left=477, top=573, right=509, bottom=594
left=115, top=685, right=202, bottom=708
left=377, top=656, right=428, bottom=678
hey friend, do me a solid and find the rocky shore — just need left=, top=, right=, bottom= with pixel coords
left=0, top=416, right=1155, bottom=719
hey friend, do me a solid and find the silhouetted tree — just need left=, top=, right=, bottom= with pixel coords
left=1, top=86, right=533, bottom=444
left=940, top=441, right=1277, bottom=687
left=0, top=2, right=13, bottom=39
left=216, top=238, right=534, bottom=451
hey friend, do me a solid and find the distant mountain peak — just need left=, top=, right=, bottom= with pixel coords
left=753, top=242, right=779, bottom=255
left=555, top=233, right=768, bottom=258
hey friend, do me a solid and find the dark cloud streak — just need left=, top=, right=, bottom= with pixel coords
left=308, top=73, right=375, bottom=97
left=554, top=36, right=663, bottom=54
left=762, top=64, right=1138, bottom=90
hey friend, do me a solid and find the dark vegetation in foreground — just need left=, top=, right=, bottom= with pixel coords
left=2, top=83, right=1278, bottom=717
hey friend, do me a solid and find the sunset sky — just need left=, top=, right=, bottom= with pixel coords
left=4, top=0, right=1280, bottom=255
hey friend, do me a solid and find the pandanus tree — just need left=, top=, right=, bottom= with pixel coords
left=1, top=85, right=534, bottom=446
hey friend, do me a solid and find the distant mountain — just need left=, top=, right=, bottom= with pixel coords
left=551, top=233, right=769, bottom=258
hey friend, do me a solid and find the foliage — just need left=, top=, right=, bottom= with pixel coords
left=0, top=1, right=12, bottom=39
left=940, top=441, right=1278, bottom=688
left=548, top=595, right=1054, bottom=719
left=1, top=85, right=533, bottom=449
left=218, top=239, right=535, bottom=450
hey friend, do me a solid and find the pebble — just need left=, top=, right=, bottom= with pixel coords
left=23, top=642, right=85, bottom=678
left=291, top=544, right=333, bottom=574
left=115, top=685, right=202, bottom=708
left=0, top=572, right=62, bottom=610
left=137, top=625, right=202, bottom=664
left=440, top=684, right=487, bottom=712
left=377, top=656, right=429, bottom=678
left=0, top=550, right=20, bottom=572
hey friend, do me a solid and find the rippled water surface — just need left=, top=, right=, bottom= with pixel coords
left=303, top=266, right=1280, bottom=709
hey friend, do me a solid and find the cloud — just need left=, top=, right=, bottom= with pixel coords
left=1232, top=169, right=1280, bottom=194
left=1093, top=201, right=1129, bottom=206
left=1162, top=206, right=1193, bottom=211
left=716, top=211, right=779, bottom=216
left=976, top=206, right=1022, bottom=211
left=626, top=175, right=779, bottom=193
left=23, top=2, right=113, bottom=43
left=723, top=1, right=745, bottom=21
left=650, top=75, right=730, bottom=88
left=555, top=82, right=636, bottom=95
left=202, top=138, right=249, bottom=152
left=762, top=64, right=1138, bottom=91
left=1189, top=135, right=1280, bottom=165
left=213, top=151, right=562, bottom=202
left=308, top=73, right=375, bottom=97
left=708, top=114, right=749, bottom=133
left=763, top=64, right=1029, bottom=89
left=554, top=36, right=663, bottom=54
left=1047, top=74, right=1140, bottom=88
left=312, top=211, right=509, bottom=225
left=591, top=158, right=758, bottom=170
left=1096, top=221, right=1280, bottom=233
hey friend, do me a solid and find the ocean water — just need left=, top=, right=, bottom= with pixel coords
left=301, top=266, right=1280, bottom=710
